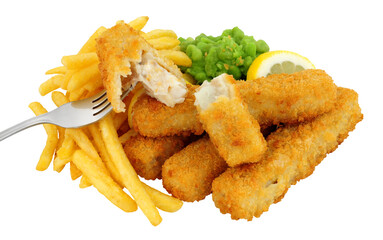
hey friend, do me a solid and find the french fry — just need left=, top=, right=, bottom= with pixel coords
left=143, top=29, right=177, bottom=40
left=45, top=66, right=66, bottom=75
left=148, top=37, right=180, bottom=50
left=119, top=129, right=137, bottom=144
left=72, top=150, right=137, bottom=212
left=99, top=114, right=161, bottom=226
left=143, top=184, right=183, bottom=213
left=65, top=128, right=96, bottom=188
left=39, top=75, right=64, bottom=96
left=172, top=45, right=181, bottom=51
left=68, top=87, right=87, bottom=101
left=79, top=175, right=92, bottom=188
left=61, top=52, right=99, bottom=70
left=56, top=132, right=76, bottom=160
left=51, top=91, right=69, bottom=107
left=88, top=123, right=124, bottom=187
left=70, top=161, right=82, bottom=180
left=91, top=122, right=182, bottom=212
left=66, top=128, right=100, bottom=161
left=84, top=75, right=103, bottom=90
left=62, top=70, right=75, bottom=91
left=127, top=16, right=149, bottom=31
left=29, top=102, right=58, bottom=171
left=78, top=26, right=107, bottom=54
left=67, top=63, right=100, bottom=92
left=56, top=127, right=66, bottom=149
left=51, top=91, right=68, bottom=157
left=53, top=155, right=67, bottom=172
left=158, top=50, right=192, bottom=67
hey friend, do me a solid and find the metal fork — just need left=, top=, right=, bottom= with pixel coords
left=0, top=85, right=134, bottom=142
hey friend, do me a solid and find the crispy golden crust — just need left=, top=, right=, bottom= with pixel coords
left=237, top=69, right=338, bottom=127
left=96, top=22, right=184, bottom=112
left=132, top=84, right=204, bottom=137
left=162, top=136, right=228, bottom=202
left=212, top=87, right=363, bottom=220
left=196, top=75, right=267, bottom=167
left=123, top=134, right=187, bottom=180
left=132, top=69, right=337, bottom=137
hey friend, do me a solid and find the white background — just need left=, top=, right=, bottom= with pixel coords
left=0, top=0, right=382, bottom=239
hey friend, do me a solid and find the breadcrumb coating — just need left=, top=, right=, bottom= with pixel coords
left=124, top=134, right=187, bottom=180
left=162, top=136, right=228, bottom=202
left=132, top=69, right=337, bottom=137
left=237, top=69, right=338, bottom=127
left=195, top=74, right=267, bottom=167
left=96, top=22, right=185, bottom=112
left=212, top=87, right=363, bottom=220
left=132, top=84, right=204, bottom=137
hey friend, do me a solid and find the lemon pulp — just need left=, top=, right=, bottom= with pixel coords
left=247, top=50, right=315, bottom=80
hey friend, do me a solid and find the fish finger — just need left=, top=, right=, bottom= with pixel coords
left=96, top=22, right=187, bottom=112
left=162, top=136, right=228, bottom=202
left=212, top=87, right=363, bottom=220
left=124, top=134, right=188, bottom=180
left=132, top=84, right=204, bottom=137
left=132, top=69, right=337, bottom=137
left=194, top=74, right=267, bottom=167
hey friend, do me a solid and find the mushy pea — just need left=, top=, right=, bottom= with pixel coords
left=179, top=27, right=269, bottom=84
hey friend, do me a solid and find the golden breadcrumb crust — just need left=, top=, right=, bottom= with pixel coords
left=124, top=134, right=187, bottom=180
left=212, top=87, right=363, bottom=220
left=162, top=136, right=228, bottom=202
left=96, top=22, right=183, bottom=112
left=237, top=69, right=338, bottom=127
left=132, top=69, right=337, bottom=137
left=196, top=75, right=267, bottom=167
left=132, top=84, right=204, bottom=137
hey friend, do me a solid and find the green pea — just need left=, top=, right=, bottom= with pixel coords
left=206, top=47, right=218, bottom=63
left=186, top=44, right=203, bottom=62
left=218, top=48, right=233, bottom=60
left=195, top=72, right=208, bottom=82
left=244, top=42, right=257, bottom=57
left=222, top=29, right=232, bottom=37
left=228, top=65, right=242, bottom=79
left=197, top=42, right=210, bottom=54
left=200, top=37, right=215, bottom=44
left=205, top=62, right=217, bottom=77
left=232, top=47, right=244, bottom=58
left=232, top=26, right=244, bottom=42
left=195, top=33, right=207, bottom=42
left=243, top=56, right=253, bottom=69
left=179, top=27, right=269, bottom=83
left=256, top=40, right=270, bottom=53
left=205, top=48, right=218, bottom=76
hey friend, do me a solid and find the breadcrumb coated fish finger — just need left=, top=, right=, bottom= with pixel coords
left=162, top=136, right=228, bottom=202
left=124, top=134, right=187, bottom=180
left=132, top=69, right=337, bottom=137
left=212, top=87, right=363, bottom=220
left=96, top=22, right=186, bottom=112
left=132, top=84, right=204, bottom=137
left=194, top=74, right=267, bottom=167
left=238, top=69, right=338, bottom=127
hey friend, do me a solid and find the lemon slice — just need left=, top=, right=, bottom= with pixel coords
left=247, top=50, right=315, bottom=80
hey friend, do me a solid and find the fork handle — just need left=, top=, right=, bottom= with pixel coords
left=0, top=113, right=52, bottom=142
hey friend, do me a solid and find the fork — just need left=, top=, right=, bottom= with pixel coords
left=0, top=85, right=134, bottom=142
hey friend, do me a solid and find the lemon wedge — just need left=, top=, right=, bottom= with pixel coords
left=247, top=50, right=315, bottom=80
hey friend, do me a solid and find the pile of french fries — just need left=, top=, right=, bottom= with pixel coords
left=29, top=16, right=192, bottom=226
